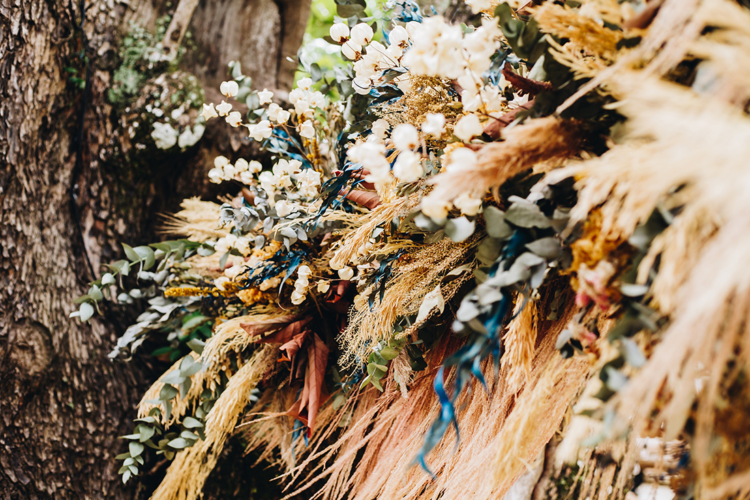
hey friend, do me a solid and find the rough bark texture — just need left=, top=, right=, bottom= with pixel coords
left=0, top=0, right=309, bottom=498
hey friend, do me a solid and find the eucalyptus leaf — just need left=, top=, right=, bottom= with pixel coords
left=526, top=237, right=562, bottom=260
left=444, top=217, right=475, bottom=243
left=129, top=441, right=144, bottom=457
left=504, top=201, right=551, bottom=229
left=483, top=206, right=512, bottom=238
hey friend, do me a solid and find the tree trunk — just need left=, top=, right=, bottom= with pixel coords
left=0, top=0, right=309, bottom=498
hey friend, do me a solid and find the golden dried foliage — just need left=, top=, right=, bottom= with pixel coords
left=339, top=235, right=477, bottom=368
left=502, top=297, right=537, bottom=392
left=161, top=197, right=229, bottom=239
left=150, top=345, right=276, bottom=500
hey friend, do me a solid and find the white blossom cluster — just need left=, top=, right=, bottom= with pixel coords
left=208, top=155, right=262, bottom=184
left=291, top=265, right=312, bottom=305
left=329, top=22, right=411, bottom=95
left=402, top=16, right=508, bottom=113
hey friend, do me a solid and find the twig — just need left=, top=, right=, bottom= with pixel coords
left=161, top=0, right=201, bottom=58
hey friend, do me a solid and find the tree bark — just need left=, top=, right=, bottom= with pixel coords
left=0, top=0, right=309, bottom=498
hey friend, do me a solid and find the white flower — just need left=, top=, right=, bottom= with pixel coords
left=267, top=103, right=282, bottom=120
left=258, top=88, right=274, bottom=105
left=421, top=195, right=452, bottom=219
left=295, top=280, right=309, bottom=294
left=297, top=78, right=313, bottom=91
left=372, top=119, right=390, bottom=140
left=214, top=276, right=231, bottom=291
left=291, top=290, right=306, bottom=305
left=422, top=113, right=445, bottom=137
left=386, top=44, right=403, bottom=60
left=298, top=120, right=315, bottom=139
left=342, top=41, right=362, bottom=60
left=445, top=147, right=478, bottom=172
left=453, top=192, right=483, bottom=215
left=276, top=199, right=292, bottom=217
left=151, top=122, right=178, bottom=149
left=350, top=23, right=374, bottom=45
left=461, top=89, right=483, bottom=113
left=392, top=123, right=419, bottom=151
left=353, top=76, right=372, bottom=95
left=268, top=103, right=291, bottom=124
left=215, top=234, right=237, bottom=254
left=277, top=109, right=291, bottom=124
left=348, top=142, right=389, bottom=173
left=223, top=163, right=237, bottom=179
left=208, top=168, right=224, bottom=184
left=389, top=25, right=409, bottom=47
left=393, top=150, right=423, bottom=182
left=201, top=103, right=218, bottom=120
left=338, top=266, right=354, bottom=280
left=294, top=98, right=311, bottom=116
left=235, top=158, right=249, bottom=172
left=297, top=169, right=322, bottom=197
left=248, top=160, right=262, bottom=174
left=220, top=80, right=239, bottom=98
left=317, top=280, right=331, bottom=293
left=401, top=17, right=464, bottom=79
left=226, top=111, right=242, bottom=127
left=465, top=0, right=492, bottom=14
left=259, top=171, right=276, bottom=195
left=298, top=265, right=312, bottom=277
left=481, top=86, right=505, bottom=113
left=288, top=88, right=305, bottom=104
left=308, top=91, right=325, bottom=109
left=330, top=23, right=350, bottom=43
left=178, top=124, right=205, bottom=148
left=240, top=171, right=253, bottom=184
left=216, top=100, right=232, bottom=116
left=454, top=114, right=484, bottom=141
left=214, top=155, right=230, bottom=168
left=247, top=120, right=273, bottom=141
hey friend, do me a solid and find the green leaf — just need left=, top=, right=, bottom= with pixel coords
left=159, top=384, right=179, bottom=401
left=603, top=366, right=628, bottom=391
left=620, top=283, right=649, bottom=297
left=88, top=285, right=103, bottom=301
left=483, top=206, right=512, bottom=239
left=168, top=437, right=190, bottom=449
left=180, top=430, right=200, bottom=440
left=115, top=452, right=131, bottom=460
left=73, top=294, right=91, bottom=304
left=504, top=200, right=551, bottom=229
left=137, top=425, right=155, bottom=442
left=129, top=441, right=144, bottom=457
left=526, top=237, right=562, bottom=260
left=186, top=338, right=206, bottom=355
left=621, top=338, right=646, bottom=368
left=444, top=217, right=475, bottom=243
left=122, top=243, right=140, bottom=262
left=379, top=346, right=400, bottom=361
left=182, top=416, right=204, bottom=429
left=134, top=246, right=156, bottom=270
left=101, top=273, right=116, bottom=286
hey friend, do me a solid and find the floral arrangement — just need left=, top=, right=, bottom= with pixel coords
left=73, top=0, right=750, bottom=499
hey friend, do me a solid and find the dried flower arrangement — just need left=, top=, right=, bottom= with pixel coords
left=72, top=0, right=750, bottom=498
